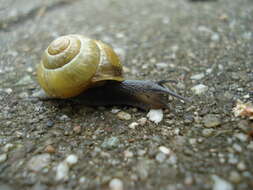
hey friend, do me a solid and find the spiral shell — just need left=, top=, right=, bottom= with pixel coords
left=37, top=34, right=123, bottom=98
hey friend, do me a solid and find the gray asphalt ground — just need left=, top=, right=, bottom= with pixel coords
left=0, top=0, right=252, bottom=189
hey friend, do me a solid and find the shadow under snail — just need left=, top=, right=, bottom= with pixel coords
left=36, top=34, right=190, bottom=110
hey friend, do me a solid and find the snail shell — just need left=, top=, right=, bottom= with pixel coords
left=37, top=34, right=123, bottom=98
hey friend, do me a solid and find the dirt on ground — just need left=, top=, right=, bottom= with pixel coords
left=0, top=0, right=252, bottom=189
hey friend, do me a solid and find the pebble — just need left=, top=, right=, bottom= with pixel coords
left=27, top=154, right=51, bottom=172
left=0, top=153, right=7, bottom=163
left=4, top=88, right=13, bottom=94
left=203, top=114, right=221, bottom=128
left=59, top=115, right=70, bottom=121
left=45, top=120, right=54, bottom=127
left=65, top=154, right=78, bottom=166
left=156, top=152, right=166, bottom=163
left=232, top=144, right=242, bottom=152
left=18, top=92, right=29, bottom=99
left=156, top=62, right=168, bottom=69
left=73, top=125, right=82, bottom=134
left=234, top=133, right=248, bottom=142
left=137, top=117, right=147, bottom=126
left=16, top=75, right=33, bottom=86
left=111, top=108, right=120, bottom=114
left=159, top=146, right=171, bottom=155
left=247, top=142, right=253, bottom=150
left=128, top=122, right=139, bottom=129
left=147, top=109, right=163, bottom=124
left=190, top=73, right=205, bottom=80
left=109, top=178, right=124, bottom=190
left=124, top=150, right=134, bottom=158
left=229, top=171, right=241, bottom=183
left=117, top=111, right=131, bottom=120
left=2, top=143, right=14, bottom=152
left=101, top=137, right=120, bottom=150
left=211, top=33, right=220, bottom=41
left=202, top=128, right=214, bottom=137
left=56, top=161, right=69, bottom=181
left=44, top=145, right=56, bottom=153
left=237, top=162, right=246, bottom=171
left=191, top=84, right=208, bottom=95
left=212, top=175, right=233, bottom=190
left=228, top=153, right=238, bottom=164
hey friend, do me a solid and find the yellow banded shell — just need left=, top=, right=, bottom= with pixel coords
left=37, top=34, right=123, bottom=98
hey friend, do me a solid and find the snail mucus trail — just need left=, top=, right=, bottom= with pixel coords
left=36, top=34, right=190, bottom=110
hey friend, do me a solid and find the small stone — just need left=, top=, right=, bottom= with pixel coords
left=56, top=161, right=69, bottom=181
left=137, top=117, right=147, bottom=126
left=212, top=175, right=233, bottom=190
left=4, top=88, right=12, bottom=94
left=73, top=125, right=81, bottom=134
left=155, top=152, right=166, bottom=163
left=237, top=162, right=246, bottom=171
left=203, top=114, right=221, bottom=128
left=111, top=108, right=120, bottom=114
left=211, top=33, right=220, bottom=41
left=191, top=84, right=208, bottom=95
left=27, top=154, right=51, bottom=172
left=247, top=142, right=253, bottom=150
left=228, top=153, right=238, bottom=164
left=101, top=137, right=120, bottom=150
left=59, top=115, right=70, bottom=121
left=184, top=175, right=194, bottom=185
left=190, top=73, right=205, bottom=80
left=159, top=146, right=171, bottom=155
left=202, top=128, right=214, bottom=137
left=0, top=153, right=7, bottom=163
left=156, top=62, right=168, bottom=69
left=109, top=178, right=124, bottom=190
left=128, top=122, right=139, bottom=129
left=147, top=109, right=163, bottom=124
left=18, top=92, right=29, bottom=99
left=117, top=111, right=131, bottom=120
left=124, top=150, right=134, bottom=158
left=232, top=144, right=242, bottom=152
left=65, top=154, right=78, bottom=166
left=2, top=143, right=14, bottom=152
left=79, top=176, right=87, bottom=184
left=234, top=133, right=248, bottom=142
left=189, top=138, right=197, bottom=145
left=16, top=75, right=33, bottom=86
left=46, top=120, right=54, bottom=127
left=229, top=171, right=241, bottom=184
left=44, top=145, right=56, bottom=153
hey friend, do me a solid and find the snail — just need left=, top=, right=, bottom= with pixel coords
left=36, top=34, right=190, bottom=110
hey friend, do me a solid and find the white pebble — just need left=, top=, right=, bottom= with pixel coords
left=233, top=144, right=242, bottom=152
left=111, top=108, right=120, bottom=114
left=191, top=84, right=208, bottom=95
left=65, top=154, right=78, bottom=166
left=159, top=146, right=171, bottom=155
left=27, top=154, right=51, bottom=172
left=56, top=161, right=69, bottom=181
left=128, top=122, right=139, bottom=129
left=2, top=143, right=14, bottom=152
left=212, top=175, right=234, bottom=190
left=147, top=109, right=163, bottom=124
left=247, top=142, right=253, bottom=150
left=0, top=154, right=7, bottom=163
left=156, top=62, right=168, bottom=69
left=234, top=133, right=248, bottom=142
left=109, top=178, right=124, bottom=190
left=137, top=117, right=147, bottom=126
left=190, top=73, right=205, bottom=80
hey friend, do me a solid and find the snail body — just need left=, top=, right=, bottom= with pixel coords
left=37, top=34, right=189, bottom=110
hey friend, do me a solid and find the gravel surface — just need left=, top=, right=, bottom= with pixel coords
left=0, top=0, right=253, bottom=189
